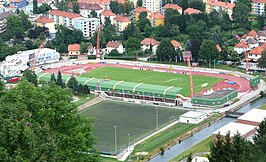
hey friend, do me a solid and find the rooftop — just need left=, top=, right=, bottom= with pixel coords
left=35, top=16, right=54, bottom=23
left=180, top=111, right=206, bottom=119
left=237, top=109, right=266, bottom=123
left=140, top=38, right=160, bottom=46
left=213, top=122, right=257, bottom=137
left=149, top=12, right=164, bottom=19
left=106, top=41, right=121, bottom=48
left=234, top=42, right=249, bottom=48
left=134, top=6, right=149, bottom=13
left=206, top=0, right=235, bottom=9
left=246, top=37, right=258, bottom=44
left=49, top=10, right=82, bottom=19
left=68, top=2, right=102, bottom=10
left=68, top=44, right=80, bottom=51
left=100, top=10, right=116, bottom=16
left=78, top=0, right=125, bottom=4
left=114, top=15, right=130, bottom=22
left=163, top=4, right=182, bottom=10
left=248, top=46, right=264, bottom=55
left=194, top=90, right=235, bottom=99
left=247, top=30, right=257, bottom=38
left=171, top=40, right=181, bottom=47
left=184, top=8, right=202, bottom=14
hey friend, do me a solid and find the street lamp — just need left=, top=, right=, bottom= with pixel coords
left=128, top=133, right=130, bottom=152
left=114, top=126, right=117, bottom=153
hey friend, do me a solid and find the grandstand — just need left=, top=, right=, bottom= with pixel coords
left=38, top=73, right=183, bottom=106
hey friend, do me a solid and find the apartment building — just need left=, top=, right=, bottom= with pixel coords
left=49, top=10, right=82, bottom=27
left=149, top=12, right=164, bottom=27
left=113, top=15, right=130, bottom=32
left=205, top=0, right=235, bottom=19
left=73, top=17, right=100, bottom=38
left=35, top=16, right=56, bottom=36
left=142, top=0, right=161, bottom=12
left=69, top=2, right=103, bottom=18
left=252, top=0, right=266, bottom=15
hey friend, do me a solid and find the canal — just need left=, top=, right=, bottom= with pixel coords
left=149, top=97, right=266, bottom=162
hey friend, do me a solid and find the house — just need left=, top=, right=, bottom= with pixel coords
left=134, top=7, right=149, bottom=21
left=162, top=3, right=182, bottom=14
left=49, top=10, right=82, bottom=27
left=68, top=44, right=80, bottom=56
left=206, top=0, right=235, bottom=19
left=88, top=44, right=96, bottom=55
left=247, top=46, right=264, bottom=61
left=113, top=15, right=130, bottom=32
left=35, top=16, right=56, bottom=36
left=236, top=109, right=266, bottom=126
left=184, top=8, right=202, bottom=14
left=180, top=111, right=208, bottom=124
left=252, top=0, right=266, bottom=15
left=73, top=17, right=100, bottom=38
left=171, top=40, right=182, bottom=51
left=212, top=122, right=257, bottom=142
left=69, top=2, right=103, bottom=18
left=245, top=30, right=258, bottom=40
left=10, top=0, right=27, bottom=8
left=246, top=37, right=259, bottom=49
left=77, top=0, right=111, bottom=10
left=257, top=30, right=266, bottom=43
left=142, top=0, right=161, bottom=12
left=0, top=11, right=12, bottom=34
left=234, top=42, right=250, bottom=54
left=140, top=38, right=159, bottom=54
left=100, top=10, right=116, bottom=24
left=106, top=41, right=124, bottom=54
left=149, top=12, right=164, bottom=27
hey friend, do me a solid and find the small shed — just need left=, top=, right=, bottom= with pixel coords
left=180, top=111, right=207, bottom=124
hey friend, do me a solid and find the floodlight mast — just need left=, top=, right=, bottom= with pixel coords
left=32, top=38, right=49, bottom=71
left=233, top=34, right=249, bottom=73
left=182, top=51, right=194, bottom=97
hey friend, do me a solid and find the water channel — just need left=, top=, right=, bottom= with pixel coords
left=149, top=97, right=266, bottom=162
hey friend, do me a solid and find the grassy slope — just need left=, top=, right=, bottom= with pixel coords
left=80, top=67, right=223, bottom=97
left=72, top=94, right=96, bottom=107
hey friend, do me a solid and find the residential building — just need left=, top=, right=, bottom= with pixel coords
left=49, top=10, right=82, bottom=27
left=35, top=16, right=56, bottom=36
left=0, top=11, right=12, bottom=34
left=73, top=17, right=100, bottom=38
left=247, top=46, right=264, bottom=61
left=100, top=10, right=116, bottom=24
left=246, top=37, right=259, bottom=49
left=171, top=40, right=182, bottom=51
left=10, top=0, right=27, bottom=8
left=142, top=0, right=162, bottom=12
left=69, top=2, right=103, bottom=18
left=184, top=8, right=202, bottom=14
left=0, top=48, right=60, bottom=77
left=206, top=0, right=235, bottom=19
left=234, top=42, right=250, bottom=54
left=106, top=41, right=124, bottom=54
left=149, top=12, right=164, bottom=27
left=77, top=0, right=128, bottom=10
left=252, top=0, right=266, bottom=15
left=179, top=111, right=208, bottom=124
left=113, top=15, right=130, bottom=32
left=257, top=30, right=266, bottom=43
left=134, top=6, right=150, bottom=21
left=140, top=38, right=159, bottom=54
left=68, top=44, right=80, bottom=56
left=162, top=3, right=182, bottom=14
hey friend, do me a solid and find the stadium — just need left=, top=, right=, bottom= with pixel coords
left=37, top=60, right=260, bottom=156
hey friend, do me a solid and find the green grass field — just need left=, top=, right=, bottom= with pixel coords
left=80, top=67, right=223, bottom=96
left=80, top=100, right=187, bottom=154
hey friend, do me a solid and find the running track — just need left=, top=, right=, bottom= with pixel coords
left=42, top=63, right=251, bottom=93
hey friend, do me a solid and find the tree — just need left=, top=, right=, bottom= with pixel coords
left=144, top=25, right=152, bottom=37
left=0, top=80, right=4, bottom=92
left=258, top=51, right=266, bottom=68
left=57, top=1, right=69, bottom=11
left=67, top=76, right=79, bottom=95
left=56, top=70, right=65, bottom=88
left=139, top=11, right=147, bottom=20
left=138, top=18, right=151, bottom=32
left=186, top=153, right=192, bottom=162
left=22, top=70, right=38, bottom=86
left=137, top=0, right=142, bottom=7
left=257, top=15, right=265, bottom=30
left=124, top=0, right=134, bottom=14
left=38, top=3, right=52, bottom=14
left=73, top=2, right=80, bottom=14
left=25, top=40, right=35, bottom=50
left=189, top=0, right=205, bottom=12
left=0, top=81, right=99, bottom=161
left=58, top=42, right=67, bottom=53
left=90, top=10, right=97, bottom=18
left=108, top=49, right=121, bottom=56
left=123, top=22, right=141, bottom=40
left=33, top=0, right=38, bottom=14
left=156, top=39, right=175, bottom=62
left=50, top=73, right=56, bottom=83
left=199, top=39, right=219, bottom=62
left=181, top=0, right=189, bottom=15
left=80, top=42, right=88, bottom=54
left=232, top=0, right=252, bottom=30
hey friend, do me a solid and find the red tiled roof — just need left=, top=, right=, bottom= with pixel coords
left=216, top=44, right=222, bottom=52
left=149, top=12, right=164, bottom=19
left=140, top=38, right=159, bottom=46
left=68, top=44, right=80, bottom=51
left=107, top=41, right=121, bottom=48
left=69, top=2, right=102, bottom=10
left=100, top=10, right=116, bottom=16
left=163, top=4, right=182, bottom=10
left=260, top=43, right=266, bottom=50
left=49, top=10, right=82, bottom=19
left=114, top=15, right=130, bottom=22
left=134, top=6, right=149, bottom=13
left=248, top=46, right=264, bottom=55
left=184, top=8, right=202, bottom=14
left=171, top=40, right=181, bottom=47
left=37, top=0, right=43, bottom=3
left=247, top=30, right=257, bottom=38
left=78, top=0, right=125, bottom=5
left=234, top=42, right=249, bottom=48
left=35, top=16, right=54, bottom=23
left=206, top=0, right=235, bottom=9
left=241, top=34, right=248, bottom=39
left=252, top=0, right=266, bottom=3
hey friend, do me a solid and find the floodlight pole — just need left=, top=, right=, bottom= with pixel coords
left=114, top=126, right=117, bottom=153
left=156, top=106, right=158, bottom=131
left=128, top=133, right=130, bottom=152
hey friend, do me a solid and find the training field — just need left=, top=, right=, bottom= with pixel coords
left=80, top=101, right=187, bottom=154
left=80, top=67, right=223, bottom=96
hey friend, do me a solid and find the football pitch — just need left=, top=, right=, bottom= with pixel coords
left=80, top=100, right=187, bottom=154
left=80, top=67, right=223, bottom=96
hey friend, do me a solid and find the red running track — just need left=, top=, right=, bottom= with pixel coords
left=43, top=63, right=251, bottom=93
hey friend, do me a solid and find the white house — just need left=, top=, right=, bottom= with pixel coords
left=247, top=46, right=264, bottom=61
left=257, top=30, right=266, bottom=43
left=234, top=41, right=250, bottom=54
left=179, top=111, right=208, bottom=124
left=106, top=41, right=124, bottom=54
left=140, top=38, right=160, bottom=54
left=100, top=10, right=116, bottom=25
left=171, top=40, right=182, bottom=51
left=246, top=37, right=259, bottom=49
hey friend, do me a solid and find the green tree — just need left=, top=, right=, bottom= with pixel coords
left=257, top=15, right=265, bottom=30
left=138, top=18, right=151, bottom=32
left=186, top=152, right=192, bottom=162
left=0, top=80, right=5, bottom=92
left=50, top=73, right=56, bottom=83
left=58, top=42, right=67, bottom=53
left=25, top=40, right=35, bottom=50
left=189, top=0, right=205, bottom=12
left=22, top=70, right=38, bottom=86
left=232, top=0, right=252, bottom=30
left=108, top=49, right=121, bottom=56
left=123, top=22, right=141, bottom=40
left=137, top=0, right=142, bottom=7
left=144, top=25, right=152, bottom=37
left=33, top=0, right=38, bottom=14
left=124, top=0, right=134, bottom=14
left=139, top=11, right=147, bottom=20
left=38, top=3, right=52, bottom=14
left=126, top=37, right=140, bottom=52
left=73, top=2, right=80, bottom=14
left=258, top=51, right=266, bottom=68
left=90, top=10, right=97, bottom=18
left=67, top=76, right=79, bottom=95
left=0, top=81, right=99, bottom=161
left=80, top=42, right=88, bottom=54
left=199, top=39, right=219, bottom=62
left=156, top=38, right=175, bottom=62
left=181, top=0, right=189, bottom=15
left=57, top=1, right=69, bottom=11
left=56, top=70, right=65, bottom=88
